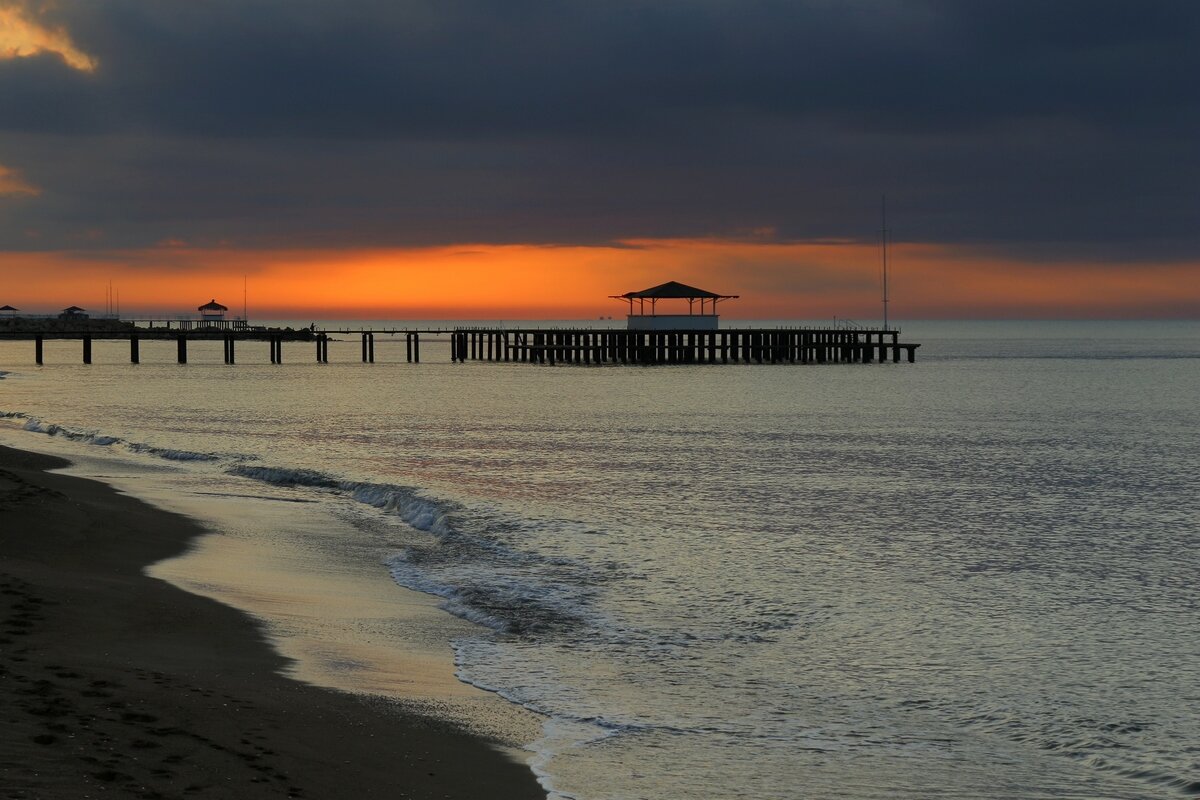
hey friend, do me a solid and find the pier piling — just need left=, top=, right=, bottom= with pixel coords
left=131, top=336, right=140, bottom=364
left=82, top=336, right=92, bottom=364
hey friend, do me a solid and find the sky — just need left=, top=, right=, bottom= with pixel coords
left=1, top=0, right=1197, bottom=319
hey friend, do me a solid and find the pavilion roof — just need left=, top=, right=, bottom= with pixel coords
left=199, top=299, right=228, bottom=311
left=609, top=281, right=738, bottom=300
left=0, top=305, right=17, bottom=311
left=62, top=306, right=85, bottom=312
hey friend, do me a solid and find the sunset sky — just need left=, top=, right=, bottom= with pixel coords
left=1, top=1, right=1197, bottom=320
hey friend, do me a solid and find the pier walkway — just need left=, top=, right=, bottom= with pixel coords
left=1, top=326, right=919, bottom=366
left=450, top=327, right=918, bottom=364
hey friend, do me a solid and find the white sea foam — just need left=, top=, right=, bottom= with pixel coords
left=8, top=411, right=234, bottom=462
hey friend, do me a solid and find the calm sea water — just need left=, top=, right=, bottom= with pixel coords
left=1, top=320, right=1198, bottom=799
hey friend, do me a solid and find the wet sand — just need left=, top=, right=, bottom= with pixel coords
left=0, top=444, right=545, bottom=799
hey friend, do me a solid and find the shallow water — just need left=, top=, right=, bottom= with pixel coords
left=2, top=320, right=1197, bottom=799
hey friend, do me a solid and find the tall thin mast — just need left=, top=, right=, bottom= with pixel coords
left=881, top=195, right=889, bottom=332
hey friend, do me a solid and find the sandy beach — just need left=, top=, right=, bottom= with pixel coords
left=0, top=444, right=544, bottom=799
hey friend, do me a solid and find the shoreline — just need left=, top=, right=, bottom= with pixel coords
left=0, top=443, right=546, bottom=798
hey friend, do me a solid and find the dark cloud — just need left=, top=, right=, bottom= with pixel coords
left=1, top=0, right=1197, bottom=258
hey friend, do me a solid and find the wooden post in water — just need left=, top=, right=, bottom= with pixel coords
left=83, top=336, right=92, bottom=364
left=175, top=335, right=186, bottom=364
left=35, top=336, right=43, bottom=365
left=131, top=336, right=140, bottom=364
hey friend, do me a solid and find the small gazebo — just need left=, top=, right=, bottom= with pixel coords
left=0, top=304, right=18, bottom=318
left=198, top=299, right=228, bottom=323
left=610, top=281, right=738, bottom=330
left=59, top=305, right=88, bottom=320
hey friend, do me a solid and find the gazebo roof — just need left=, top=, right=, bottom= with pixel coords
left=62, top=305, right=86, bottom=312
left=610, top=281, right=738, bottom=300
left=199, top=299, right=228, bottom=311
left=0, top=305, right=17, bottom=311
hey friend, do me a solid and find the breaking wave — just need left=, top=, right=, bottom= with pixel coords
left=227, top=461, right=605, bottom=637
left=4, top=410, right=236, bottom=463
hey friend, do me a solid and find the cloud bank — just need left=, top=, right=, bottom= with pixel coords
left=0, top=0, right=1196, bottom=261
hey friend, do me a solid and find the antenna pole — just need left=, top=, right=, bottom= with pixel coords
left=881, top=195, right=889, bottom=332
left=244, top=275, right=248, bottom=321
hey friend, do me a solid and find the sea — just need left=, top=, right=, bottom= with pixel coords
left=1, top=319, right=1197, bottom=800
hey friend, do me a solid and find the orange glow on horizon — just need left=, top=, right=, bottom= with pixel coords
left=0, top=239, right=1196, bottom=320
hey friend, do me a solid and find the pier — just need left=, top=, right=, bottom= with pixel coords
left=449, top=327, right=918, bottom=365
left=3, top=326, right=918, bottom=366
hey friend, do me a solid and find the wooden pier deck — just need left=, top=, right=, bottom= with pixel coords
left=450, top=327, right=919, bottom=365
left=1, top=326, right=919, bottom=366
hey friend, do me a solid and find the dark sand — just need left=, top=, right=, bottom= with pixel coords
left=0, top=445, right=545, bottom=799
